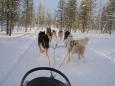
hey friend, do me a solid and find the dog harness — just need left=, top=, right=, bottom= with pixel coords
left=70, top=40, right=79, bottom=48
left=65, top=34, right=79, bottom=49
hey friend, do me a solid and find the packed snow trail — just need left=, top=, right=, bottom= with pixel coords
left=0, top=32, right=115, bottom=86
left=0, top=33, right=36, bottom=85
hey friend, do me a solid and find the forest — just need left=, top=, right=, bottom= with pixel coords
left=0, top=0, right=115, bottom=36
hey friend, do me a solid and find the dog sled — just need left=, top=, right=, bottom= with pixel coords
left=21, top=67, right=71, bottom=86
left=20, top=31, right=72, bottom=86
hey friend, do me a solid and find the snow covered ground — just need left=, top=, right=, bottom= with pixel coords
left=0, top=30, right=115, bottom=86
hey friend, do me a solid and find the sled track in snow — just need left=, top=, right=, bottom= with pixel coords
left=0, top=34, right=36, bottom=86
left=89, top=47, right=115, bottom=63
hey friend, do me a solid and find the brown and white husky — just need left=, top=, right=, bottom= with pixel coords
left=64, top=31, right=89, bottom=63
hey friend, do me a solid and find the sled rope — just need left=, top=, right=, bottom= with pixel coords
left=46, top=52, right=54, bottom=77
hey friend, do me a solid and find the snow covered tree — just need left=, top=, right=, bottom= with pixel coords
left=22, top=0, right=34, bottom=32
left=0, top=0, right=20, bottom=36
left=37, top=2, right=53, bottom=28
left=101, top=0, right=115, bottom=34
left=37, top=2, right=46, bottom=28
left=79, top=1, right=87, bottom=33
left=79, top=0, right=96, bottom=33
left=45, top=11, right=53, bottom=27
left=56, top=0, right=66, bottom=29
left=64, top=0, right=77, bottom=31
left=0, top=0, right=5, bottom=31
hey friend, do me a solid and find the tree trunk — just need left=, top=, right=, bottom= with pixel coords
left=6, top=19, right=9, bottom=35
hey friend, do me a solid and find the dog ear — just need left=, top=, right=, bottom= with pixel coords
left=39, top=31, right=41, bottom=35
left=43, top=31, right=45, bottom=34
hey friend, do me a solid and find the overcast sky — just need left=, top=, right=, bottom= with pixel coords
left=34, top=0, right=108, bottom=15
left=34, top=0, right=58, bottom=14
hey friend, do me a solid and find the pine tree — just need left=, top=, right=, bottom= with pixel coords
left=101, top=0, right=115, bottom=34
left=56, top=0, right=66, bottom=29
left=65, top=0, right=77, bottom=31
left=37, top=2, right=53, bottom=28
left=37, top=2, right=46, bottom=28
left=1, top=0, right=20, bottom=36
left=79, top=0, right=96, bottom=33
left=79, top=1, right=87, bottom=32
left=0, top=0, right=5, bottom=31
left=23, top=0, right=34, bottom=32
left=46, top=11, right=53, bottom=27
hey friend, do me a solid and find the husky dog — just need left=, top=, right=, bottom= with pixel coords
left=58, top=30, right=63, bottom=40
left=38, top=31, right=49, bottom=56
left=46, top=27, right=52, bottom=42
left=52, top=30, right=57, bottom=38
left=64, top=31, right=89, bottom=62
